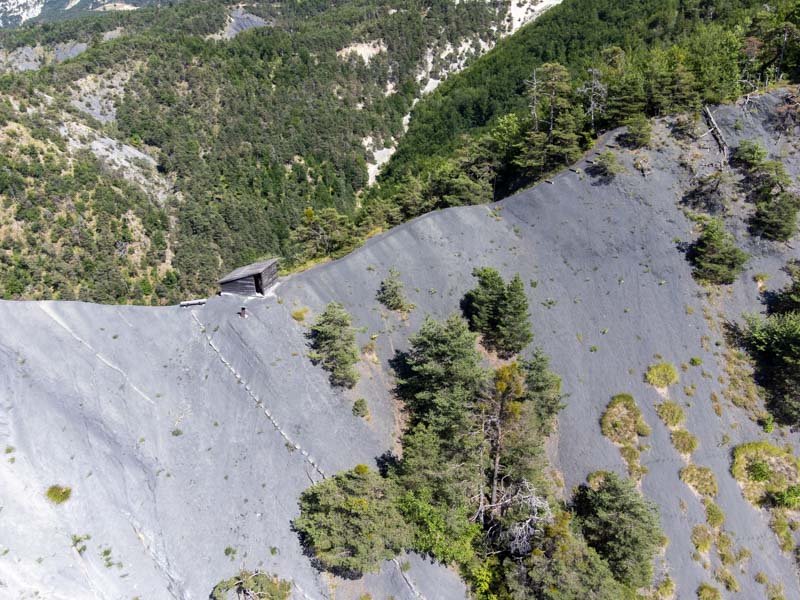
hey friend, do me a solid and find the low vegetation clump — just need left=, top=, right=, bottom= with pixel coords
left=601, top=394, right=650, bottom=444
left=291, top=307, right=308, bottom=322
left=307, top=302, right=360, bottom=388
left=352, top=398, right=368, bottom=418
left=646, top=362, right=679, bottom=388
left=689, top=218, right=749, bottom=285
left=680, top=465, right=718, bottom=498
left=656, top=401, right=685, bottom=427
left=45, top=485, right=72, bottom=504
left=671, top=430, right=699, bottom=456
left=714, top=568, right=739, bottom=592
left=600, top=394, right=650, bottom=478
left=210, top=570, right=291, bottom=600
left=731, top=442, right=800, bottom=506
left=294, top=465, right=411, bottom=576
left=691, top=524, right=713, bottom=553
left=376, top=268, right=414, bottom=312
left=704, top=501, right=725, bottom=529
left=696, top=582, right=722, bottom=600
left=461, top=268, right=533, bottom=357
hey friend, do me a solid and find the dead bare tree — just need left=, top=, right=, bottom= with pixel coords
left=577, top=67, right=607, bottom=134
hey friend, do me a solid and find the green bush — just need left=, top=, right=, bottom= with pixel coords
left=696, top=582, right=722, bottom=600
left=600, top=394, right=649, bottom=445
left=352, top=398, right=368, bottom=418
left=45, top=485, right=72, bottom=504
left=671, top=429, right=699, bottom=455
left=773, top=485, right=800, bottom=509
left=680, top=464, right=718, bottom=498
left=656, top=401, right=685, bottom=427
left=747, top=459, right=771, bottom=482
left=646, top=362, right=679, bottom=387
left=307, top=302, right=360, bottom=388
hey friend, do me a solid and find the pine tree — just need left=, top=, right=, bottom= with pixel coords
left=307, top=302, right=360, bottom=388
left=751, top=191, right=800, bottom=241
left=462, top=267, right=506, bottom=337
left=376, top=267, right=413, bottom=311
left=689, top=219, right=749, bottom=285
left=573, top=472, right=663, bottom=589
left=295, top=465, right=411, bottom=575
left=495, top=275, right=534, bottom=358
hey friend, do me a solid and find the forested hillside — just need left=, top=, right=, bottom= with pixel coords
left=0, top=0, right=538, bottom=302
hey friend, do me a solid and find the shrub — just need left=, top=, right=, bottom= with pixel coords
left=352, top=398, right=368, bottom=418
left=747, top=459, right=771, bottom=482
left=376, top=268, right=413, bottom=312
left=691, top=524, right=712, bottom=553
left=307, top=302, right=360, bottom=388
left=646, top=362, right=679, bottom=387
left=291, top=307, right=308, bottom=322
left=689, top=357, right=703, bottom=366
left=656, top=401, right=685, bottom=427
left=294, top=466, right=411, bottom=575
left=773, top=485, right=800, bottom=509
left=697, top=583, right=721, bottom=600
left=689, top=218, right=749, bottom=285
left=680, top=464, right=718, bottom=498
left=45, top=485, right=72, bottom=504
left=671, top=430, right=699, bottom=455
left=600, top=393, right=649, bottom=445
left=704, top=501, right=725, bottom=529
left=731, top=442, right=800, bottom=506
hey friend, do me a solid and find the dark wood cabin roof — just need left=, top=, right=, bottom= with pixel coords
left=218, top=258, right=279, bottom=284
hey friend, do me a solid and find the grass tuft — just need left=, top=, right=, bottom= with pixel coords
left=646, top=362, right=679, bottom=387
left=45, top=485, right=72, bottom=504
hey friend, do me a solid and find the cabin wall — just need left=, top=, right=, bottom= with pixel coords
left=221, top=276, right=258, bottom=296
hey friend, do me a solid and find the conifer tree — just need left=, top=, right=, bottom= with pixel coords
left=495, top=275, right=534, bottom=358
left=689, top=219, right=749, bottom=285
left=307, top=302, right=360, bottom=388
left=376, top=267, right=413, bottom=311
left=462, top=267, right=506, bottom=336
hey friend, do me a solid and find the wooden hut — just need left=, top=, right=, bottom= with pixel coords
left=218, top=258, right=279, bottom=296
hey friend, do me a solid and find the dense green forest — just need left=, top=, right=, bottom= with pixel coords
left=0, top=0, right=503, bottom=302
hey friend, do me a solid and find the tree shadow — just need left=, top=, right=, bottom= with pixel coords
left=585, top=163, right=615, bottom=186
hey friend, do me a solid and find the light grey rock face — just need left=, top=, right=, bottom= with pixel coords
left=224, top=7, right=267, bottom=39
left=0, top=91, right=799, bottom=599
